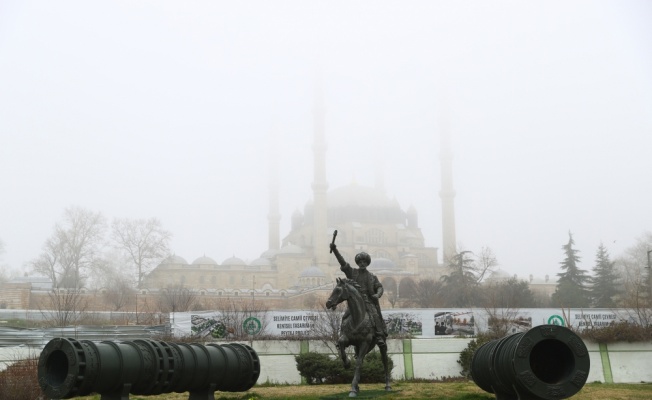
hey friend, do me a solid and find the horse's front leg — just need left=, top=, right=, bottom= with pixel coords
left=349, top=342, right=369, bottom=397
left=338, top=335, right=350, bottom=369
left=380, top=341, right=391, bottom=391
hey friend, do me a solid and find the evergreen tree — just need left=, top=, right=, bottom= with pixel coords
left=440, top=251, right=480, bottom=307
left=551, top=232, right=591, bottom=308
left=482, top=277, right=537, bottom=308
left=591, top=243, right=619, bottom=307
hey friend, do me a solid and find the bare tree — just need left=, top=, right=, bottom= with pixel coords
left=31, top=206, right=106, bottom=288
left=302, top=293, right=319, bottom=309
left=386, top=289, right=399, bottom=309
left=475, top=246, right=499, bottom=282
left=481, top=277, right=537, bottom=308
left=380, top=278, right=399, bottom=308
left=480, top=278, right=535, bottom=337
left=111, top=217, right=171, bottom=288
left=440, top=248, right=500, bottom=307
left=616, top=231, right=652, bottom=309
left=102, top=277, right=137, bottom=312
left=0, top=240, right=8, bottom=285
left=39, top=288, right=89, bottom=327
left=306, top=304, right=345, bottom=355
left=157, top=284, right=197, bottom=313
left=405, top=278, right=445, bottom=308
left=207, top=298, right=270, bottom=340
left=482, top=307, right=529, bottom=337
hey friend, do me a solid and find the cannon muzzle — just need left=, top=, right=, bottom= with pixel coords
left=471, top=324, right=590, bottom=400
left=38, top=337, right=260, bottom=400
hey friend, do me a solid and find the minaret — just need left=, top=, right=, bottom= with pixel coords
left=374, top=159, right=385, bottom=194
left=312, top=81, right=329, bottom=269
left=267, top=155, right=281, bottom=251
left=439, top=113, right=457, bottom=265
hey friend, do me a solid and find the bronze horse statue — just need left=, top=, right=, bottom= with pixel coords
left=326, top=277, right=391, bottom=397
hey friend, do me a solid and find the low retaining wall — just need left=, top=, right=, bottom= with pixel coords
left=248, top=339, right=652, bottom=384
left=3, top=338, right=649, bottom=385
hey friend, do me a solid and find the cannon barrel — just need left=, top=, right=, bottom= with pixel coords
left=471, top=325, right=590, bottom=400
left=38, top=337, right=260, bottom=400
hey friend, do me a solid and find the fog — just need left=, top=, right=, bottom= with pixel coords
left=1, top=1, right=651, bottom=280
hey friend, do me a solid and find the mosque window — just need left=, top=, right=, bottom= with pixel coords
left=366, top=229, right=385, bottom=244
left=375, top=250, right=390, bottom=259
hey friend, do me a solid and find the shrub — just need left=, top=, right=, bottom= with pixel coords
left=358, top=351, right=394, bottom=383
left=579, top=321, right=652, bottom=343
left=295, top=352, right=332, bottom=384
left=295, top=351, right=394, bottom=384
left=457, top=332, right=501, bottom=379
left=0, top=357, right=45, bottom=400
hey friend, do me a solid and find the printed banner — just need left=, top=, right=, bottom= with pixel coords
left=172, top=308, right=641, bottom=339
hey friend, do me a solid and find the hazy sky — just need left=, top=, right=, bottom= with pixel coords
left=1, top=1, right=651, bottom=280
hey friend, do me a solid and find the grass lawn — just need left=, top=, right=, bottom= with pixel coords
left=74, top=381, right=652, bottom=400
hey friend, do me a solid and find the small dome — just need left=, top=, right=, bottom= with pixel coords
left=369, top=257, right=398, bottom=270
left=192, top=256, right=218, bottom=265
left=278, top=244, right=304, bottom=255
left=222, top=256, right=246, bottom=266
left=486, top=269, right=512, bottom=282
left=161, top=255, right=188, bottom=265
left=250, top=257, right=271, bottom=266
left=300, top=266, right=326, bottom=278
left=260, top=248, right=278, bottom=259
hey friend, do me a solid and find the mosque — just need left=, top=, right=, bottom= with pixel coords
left=141, top=102, right=459, bottom=307
left=0, top=103, right=558, bottom=311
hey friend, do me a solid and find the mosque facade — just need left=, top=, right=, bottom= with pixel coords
left=143, top=96, right=449, bottom=302
left=141, top=181, right=443, bottom=301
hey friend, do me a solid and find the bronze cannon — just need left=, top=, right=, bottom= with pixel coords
left=471, top=325, right=590, bottom=400
left=38, top=337, right=260, bottom=400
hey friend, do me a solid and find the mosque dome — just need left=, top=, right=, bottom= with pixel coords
left=278, top=243, right=304, bottom=255
left=486, top=269, right=512, bottom=282
left=368, top=257, right=398, bottom=271
left=260, top=248, right=278, bottom=259
left=291, top=208, right=304, bottom=230
left=192, top=256, right=218, bottom=265
left=161, top=255, right=188, bottom=265
left=222, top=256, right=246, bottom=266
left=250, top=257, right=272, bottom=266
left=328, top=182, right=394, bottom=208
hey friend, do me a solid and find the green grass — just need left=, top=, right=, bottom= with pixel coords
left=73, top=381, right=652, bottom=400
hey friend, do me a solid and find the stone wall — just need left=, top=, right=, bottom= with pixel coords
left=247, top=338, right=652, bottom=384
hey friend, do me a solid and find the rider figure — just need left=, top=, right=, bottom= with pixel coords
left=330, top=243, right=388, bottom=348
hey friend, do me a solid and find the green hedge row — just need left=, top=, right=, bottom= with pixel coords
left=295, top=351, right=393, bottom=384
